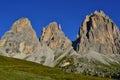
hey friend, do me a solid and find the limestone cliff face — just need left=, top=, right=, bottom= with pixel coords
left=0, top=18, right=40, bottom=54
left=58, top=11, right=120, bottom=77
left=73, top=10, right=120, bottom=54
left=0, top=20, right=76, bottom=67
left=40, top=22, right=72, bottom=51
left=39, top=22, right=77, bottom=66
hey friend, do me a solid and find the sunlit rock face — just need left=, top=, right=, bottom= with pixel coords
left=73, top=10, right=120, bottom=55
left=0, top=18, right=41, bottom=55
left=0, top=18, right=55, bottom=67
left=0, top=19, right=77, bottom=67
left=40, top=22, right=72, bottom=51
left=58, top=11, right=120, bottom=78
left=39, top=22, right=77, bottom=66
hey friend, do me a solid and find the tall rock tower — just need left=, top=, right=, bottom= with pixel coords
left=73, top=10, right=120, bottom=55
left=40, top=22, right=72, bottom=51
left=0, top=18, right=41, bottom=55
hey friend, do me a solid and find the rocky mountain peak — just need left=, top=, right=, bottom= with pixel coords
left=47, top=22, right=61, bottom=30
left=63, top=11, right=120, bottom=76
left=93, top=10, right=106, bottom=17
left=40, top=22, right=72, bottom=50
left=40, top=22, right=61, bottom=42
left=74, top=10, right=120, bottom=54
left=0, top=18, right=40, bottom=55
left=11, top=18, right=32, bottom=33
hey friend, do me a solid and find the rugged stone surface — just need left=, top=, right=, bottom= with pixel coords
left=0, top=18, right=57, bottom=67
left=0, top=18, right=59, bottom=67
left=39, top=22, right=77, bottom=66
left=40, top=22, right=72, bottom=51
left=73, top=10, right=120, bottom=55
left=0, top=18, right=41, bottom=55
left=58, top=11, right=120, bottom=79
left=0, top=20, right=77, bottom=67
left=0, top=11, right=120, bottom=79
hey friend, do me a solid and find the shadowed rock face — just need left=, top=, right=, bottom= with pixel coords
left=40, top=22, right=72, bottom=51
left=73, top=10, right=120, bottom=54
left=0, top=18, right=40, bottom=54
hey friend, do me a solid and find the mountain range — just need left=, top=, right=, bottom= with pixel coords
left=0, top=10, right=120, bottom=79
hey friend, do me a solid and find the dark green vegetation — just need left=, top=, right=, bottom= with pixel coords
left=0, top=55, right=111, bottom=80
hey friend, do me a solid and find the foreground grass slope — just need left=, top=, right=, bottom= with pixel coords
left=0, top=55, right=111, bottom=80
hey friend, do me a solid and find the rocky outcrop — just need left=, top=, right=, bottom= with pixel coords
left=58, top=11, right=120, bottom=79
left=0, top=19, right=77, bottom=67
left=0, top=18, right=57, bottom=67
left=0, top=18, right=41, bottom=55
left=73, top=10, right=120, bottom=55
left=40, top=22, right=77, bottom=66
left=0, top=18, right=60, bottom=67
left=40, top=22, right=72, bottom=51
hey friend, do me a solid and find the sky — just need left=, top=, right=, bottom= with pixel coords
left=0, top=0, right=120, bottom=41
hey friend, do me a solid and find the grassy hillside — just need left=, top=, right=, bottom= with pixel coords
left=0, top=55, right=111, bottom=80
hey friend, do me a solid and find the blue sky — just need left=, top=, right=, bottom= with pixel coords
left=0, top=0, right=120, bottom=40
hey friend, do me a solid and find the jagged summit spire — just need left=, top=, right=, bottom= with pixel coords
left=74, top=10, right=120, bottom=54
left=88, top=10, right=107, bottom=17
left=40, top=22, right=72, bottom=50
left=0, top=17, right=40, bottom=54
left=40, top=22, right=62, bottom=42
left=49, top=21, right=58, bottom=25
left=46, top=22, right=62, bottom=30
left=79, top=10, right=119, bottom=35
left=13, top=18, right=31, bottom=25
left=11, top=18, right=32, bottom=32
left=94, top=10, right=105, bottom=15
